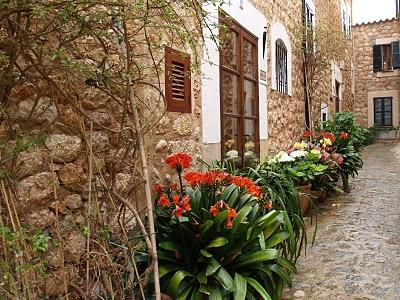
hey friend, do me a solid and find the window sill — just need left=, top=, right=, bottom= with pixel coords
left=375, top=69, right=400, bottom=78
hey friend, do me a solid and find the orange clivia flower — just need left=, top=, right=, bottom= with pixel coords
left=170, top=183, right=178, bottom=191
left=154, top=184, right=164, bottom=193
left=172, top=194, right=180, bottom=204
left=209, top=205, right=219, bottom=217
left=173, top=205, right=184, bottom=218
left=157, top=194, right=170, bottom=207
left=340, top=132, right=349, bottom=139
left=227, top=207, right=237, bottom=218
left=180, top=195, right=191, bottom=211
left=247, top=185, right=262, bottom=198
left=229, top=176, right=255, bottom=188
left=165, top=152, right=192, bottom=170
left=184, top=171, right=229, bottom=186
left=226, top=218, right=234, bottom=228
left=265, top=202, right=272, bottom=209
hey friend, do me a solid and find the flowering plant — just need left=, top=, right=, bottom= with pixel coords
left=155, top=153, right=296, bottom=299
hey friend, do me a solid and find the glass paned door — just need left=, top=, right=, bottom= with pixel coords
left=220, top=12, right=259, bottom=168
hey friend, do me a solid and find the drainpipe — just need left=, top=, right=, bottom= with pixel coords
left=302, top=0, right=312, bottom=129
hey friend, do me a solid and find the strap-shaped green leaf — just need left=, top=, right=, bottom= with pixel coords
left=206, top=237, right=228, bottom=249
left=166, top=270, right=193, bottom=298
left=176, top=284, right=194, bottom=300
left=159, top=264, right=181, bottom=278
left=232, top=249, right=278, bottom=269
left=199, top=219, right=213, bottom=236
left=214, top=266, right=236, bottom=292
left=206, top=258, right=221, bottom=276
left=159, top=241, right=182, bottom=252
left=209, top=286, right=223, bottom=300
left=233, top=273, right=247, bottom=300
left=267, top=264, right=292, bottom=288
left=276, top=257, right=297, bottom=273
left=245, top=277, right=272, bottom=300
left=265, top=231, right=289, bottom=248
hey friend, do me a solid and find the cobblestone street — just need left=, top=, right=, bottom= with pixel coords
left=286, top=142, right=400, bottom=300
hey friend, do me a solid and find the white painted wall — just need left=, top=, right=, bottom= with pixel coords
left=201, top=0, right=268, bottom=144
left=321, top=102, right=329, bottom=122
left=270, top=22, right=293, bottom=96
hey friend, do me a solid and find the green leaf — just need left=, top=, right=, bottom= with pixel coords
left=214, top=210, right=229, bottom=226
left=265, top=231, right=289, bottom=248
left=159, top=264, right=181, bottom=278
left=276, top=257, right=297, bottom=273
left=214, top=266, right=236, bottom=292
left=159, top=241, right=182, bottom=252
left=206, top=258, right=221, bottom=276
left=200, top=250, right=213, bottom=258
left=199, top=284, right=210, bottom=295
left=232, top=250, right=278, bottom=269
left=209, top=286, right=223, bottom=300
left=220, top=184, right=237, bottom=203
left=167, top=270, right=193, bottom=298
left=206, top=237, right=228, bottom=249
left=233, top=273, right=247, bottom=300
left=197, top=271, right=207, bottom=284
left=245, top=277, right=272, bottom=300
left=200, top=220, right=213, bottom=236
left=177, top=285, right=194, bottom=300
left=231, top=205, right=252, bottom=234
left=267, top=264, right=292, bottom=288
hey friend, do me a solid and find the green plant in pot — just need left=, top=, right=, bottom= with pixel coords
left=155, top=153, right=297, bottom=300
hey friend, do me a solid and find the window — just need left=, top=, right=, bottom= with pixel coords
left=341, top=2, right=352, bottom=38
left=374, top=97, right=393, bottom=126
left=220, top=12, right=259, bottom=167
left=373, top=42, right=400, bottom=72
left=276, top=39, right=288, bottom=94
left=304, top=2, right=316, bottom=51
left=165, top=47, right=191, bottom=113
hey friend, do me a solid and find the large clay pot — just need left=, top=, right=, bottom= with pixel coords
left=297, top=184, right=312, bottom=214
left=309, top=189, right=327, bottom=203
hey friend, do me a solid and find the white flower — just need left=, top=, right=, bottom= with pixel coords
left=276, top=151, right=295, bottom=163
left=290, top=150, right=307, bottom=158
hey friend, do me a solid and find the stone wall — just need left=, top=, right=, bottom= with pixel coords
left=353, top=18, right=400, bottom=127
left=249, top=0, right=355, bottom=153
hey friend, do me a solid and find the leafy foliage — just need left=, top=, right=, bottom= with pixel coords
left=156, top=161, right=296, bottom=300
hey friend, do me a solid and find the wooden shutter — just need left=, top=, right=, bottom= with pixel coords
left=165, top=47, right=191, bottom=113
left=392, top=41, right=400, bottom=69
left=372, top=45, right=382, bottom=72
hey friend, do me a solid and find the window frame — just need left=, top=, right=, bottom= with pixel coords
left=275, top=39, right=288, bottom=95
left=219, top=11, right=260, bottom=168
left=373, top=97, right=393, bottom=127
left=373, top=42, right=400, bottom=72
left=165, top=47, right=192, bottom=113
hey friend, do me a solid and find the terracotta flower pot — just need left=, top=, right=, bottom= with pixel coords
left=297, top=184, right=312, bottom=214
left=309, top=189, right=327, bottom=203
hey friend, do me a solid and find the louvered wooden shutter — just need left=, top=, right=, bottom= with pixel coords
left=392, top=41, right=400, bottom=69
left=372, top=45, right=382, bottom=72
left=165, top=47, right=191, bottom=113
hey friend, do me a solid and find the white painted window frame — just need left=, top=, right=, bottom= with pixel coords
left=271, top=22, right=293, bottom=96
left=201, top=0, right=268, bottom=145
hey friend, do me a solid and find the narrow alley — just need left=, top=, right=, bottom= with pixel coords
left=286, top=142, right=400, bottom=299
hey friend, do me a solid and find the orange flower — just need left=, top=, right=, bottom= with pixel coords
left=180, top=195, right=191, bottom=211
left=173, top=205, right=184, bottom=218
left=170, top=183, right=178, bottom=191
left=184, top=171, right=229, bottom=186
left=226, top=218, right=234, bottom=228
left=154, top=184, right=164, bottom=193
left=209, top=205, right=219, bottom=217
left=157, top=194, right=170, bottom=207
left=229, top=176, right=255, bottom=188
left=227, top=207, right=237, bottom=218
left=340, top=132, right=349, bottom=139
left=172, top=194, right=180, bottom=204
left=265, top=202, right=272, bottom=209
left=165, top=152, right=192, bottom=170
left=247, top=185, right=262, bottom=198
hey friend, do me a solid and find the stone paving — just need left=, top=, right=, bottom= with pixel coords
left=284, top=142, right=400, bottom=300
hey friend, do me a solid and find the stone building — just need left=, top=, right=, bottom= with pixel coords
left=195, top=0, right=355, bottom=167
left=353, top=17, right=400, bottom=131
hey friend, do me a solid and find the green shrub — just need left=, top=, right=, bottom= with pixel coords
left=156, top=153, right=297, bottom=300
